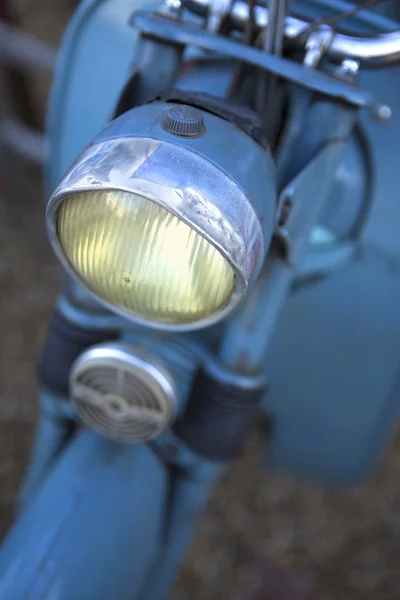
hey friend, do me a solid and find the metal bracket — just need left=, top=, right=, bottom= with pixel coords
left=276, top=141, right=347, bottom=266
left=131, top=11, right=372, bottom=107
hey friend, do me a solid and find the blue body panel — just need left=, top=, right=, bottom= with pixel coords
left=138, top=457, right=224, bottom=600
left=266, top=249, right=400, bottom=484
left=18, top=409, right=72, bottom=509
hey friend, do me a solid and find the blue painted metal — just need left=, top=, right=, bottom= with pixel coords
left=176, top=57, right=235, bottom=97
left=2, top=1, right=395, bottom=599
left=139, top=453, right=224, bottom=600
left=121, top=331, right=201, bottom=419
left=128, top=32, right=183, bottom=106
left=56, top=290, right=266, bottom=391
left=276, top=87, right=311, bottom=184
left=221, top=139, right=349, bottom=371
left=360, top=69, right=400, bottom=257
left=120, top=330, right=267, bottom=417
left=18, top=392, right=76, bottom=510
left=18, top=413, right=72, bottom=510
left=277, top=98, right=358, bottom=189
left=276, top=90, right=368, bottom=279
left=265, top=247, right=400, bottom=485
left=57, top=289, right=130, bottom=331
left=317, top=128, right=370, bottom=241
left=0, top=431, right=168, bottom=600
left=259, top=4, right=400, bottom=484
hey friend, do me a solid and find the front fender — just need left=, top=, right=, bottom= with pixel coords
left=0, top=431, right=167, bottom=600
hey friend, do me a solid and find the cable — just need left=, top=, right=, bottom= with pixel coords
left=297, top=0, right=394, bottom=37
left=228, top=0, right=258, bottom=99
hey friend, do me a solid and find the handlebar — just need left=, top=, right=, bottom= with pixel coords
left=184, top=0, right=400, bottom=67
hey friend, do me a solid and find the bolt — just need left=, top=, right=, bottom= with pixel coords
left=304, top=25, right=334, bottom=68
left=373, top=104, right=392, bottom=121
left=336, top=59, right=360, bottom=82
left=157, top=0, right=182, bottom=19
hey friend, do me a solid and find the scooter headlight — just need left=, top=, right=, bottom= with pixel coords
left=47, top=102, right=276, bottom=330
left=57, top=189, right=235, bottom=325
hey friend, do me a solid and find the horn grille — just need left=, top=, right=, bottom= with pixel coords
left=70, top=343, right=176, bottom=443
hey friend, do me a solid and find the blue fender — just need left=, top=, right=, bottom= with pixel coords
left=0, top=431, right=167, bottom=600
left=266, top=248, right=400, bottom=485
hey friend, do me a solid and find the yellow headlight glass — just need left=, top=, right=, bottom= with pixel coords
left=57, top=190, right=235, bottom=324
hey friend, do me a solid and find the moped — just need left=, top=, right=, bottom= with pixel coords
left=0, top=1, right=399, bottom=598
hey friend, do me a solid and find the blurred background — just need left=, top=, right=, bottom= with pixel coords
left=1, top=1, right=400, bottom=599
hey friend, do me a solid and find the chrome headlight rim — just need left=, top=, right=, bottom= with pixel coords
left=47, top=184, right=245, bottom=332
left=47, top=102, right=276, bottom=331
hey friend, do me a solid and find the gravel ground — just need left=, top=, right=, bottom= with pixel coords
left=1, top=3, right=400, bottom=599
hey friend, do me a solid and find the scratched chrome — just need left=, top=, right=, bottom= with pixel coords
left=47, top=137, right=266, bottom=330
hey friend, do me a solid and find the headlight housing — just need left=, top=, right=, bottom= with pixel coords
left=47, top=102, right=276, bottom=330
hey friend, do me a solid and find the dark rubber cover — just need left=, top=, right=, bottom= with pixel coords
left=175, top=369, right=265, bottom=461
left=37, top=310, right=118, bottom=396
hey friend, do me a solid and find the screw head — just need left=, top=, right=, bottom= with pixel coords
left=336, top=59, right=360, bottom=82
left=374, top=104, right=392, bottom=121
left=162, top=104, right=205, bottom=138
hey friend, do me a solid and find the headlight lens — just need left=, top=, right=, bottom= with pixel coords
left=57, top=189, right=235, bottom=325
